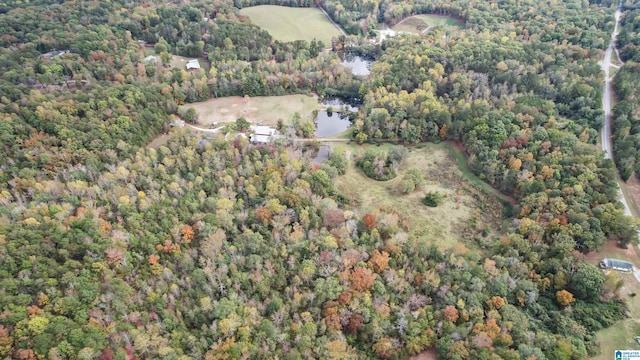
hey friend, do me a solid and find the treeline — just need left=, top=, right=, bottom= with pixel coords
left=617, top=8, right=640, bottom=61
left=612, top=63, right=640, bottom=180
left=612, top=9, right=640, bottom=180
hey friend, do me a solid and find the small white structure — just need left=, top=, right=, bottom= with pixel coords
left=144, top=55, right=158, bottom=64
left=170, top=119, right=185, bottom=127
left=250, top=125, right=278, bottom=144
left=186, top=59, right=201, bottom=70
left=379, top=28, right=397, bottom=43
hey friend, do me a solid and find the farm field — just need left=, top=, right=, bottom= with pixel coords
left=183, top=94, right=321, bottom=128
left=331, top=142, right=503, bottom=250
left=392, top=14, right=464, bottom=34
left=239, top=5, right=341, bottom=44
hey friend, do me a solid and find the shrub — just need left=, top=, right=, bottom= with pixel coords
left=235, top=117, right=250, bottom=132
left=388, top=145, right=408, bottom=163
left=327, top=151, right=348, bottom=175
left=355, top=150, right=397, bottom=181
left=423, top=191, right=443, bottom=207
left=398, top=168, right=425, bottom=194
left=355, top=132, right=368, bottom=144
left=180, top=107, right=198, bottom=123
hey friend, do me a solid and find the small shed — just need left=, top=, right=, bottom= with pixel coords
left=600, top=258, right=634, bottom=272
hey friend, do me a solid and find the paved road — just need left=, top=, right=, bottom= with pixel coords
left=599, top=5, right=633, bottom=217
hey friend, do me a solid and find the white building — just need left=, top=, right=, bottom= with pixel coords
left=250, top=125, right=278, bottom=144
left=600, top=258, right=634, bottom=272
left=186, top=59, right=200, bottom=70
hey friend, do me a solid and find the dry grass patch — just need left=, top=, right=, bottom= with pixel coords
left=392, top=15, right=464, bottom=34
left=146, top=133, right=171, bottom=149
left=620, top=174, right=640, bottom=218
left=184, top=94, right=321, bottom=128
left=331, top=142, right=502, bottom=250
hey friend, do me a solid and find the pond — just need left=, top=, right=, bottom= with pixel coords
left=314, top=145, right=331, bottom=164
left=339, top=52, right=373, bottom=76
left=314, top=98, right=359, bottom=137
left=314, top=111, right=351, bottom=138
left=321, top=97, right=359, bottom=113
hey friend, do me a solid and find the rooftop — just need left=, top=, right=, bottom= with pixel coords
left=600, top=258, right=634, bottom=271
left=186, top=59, right=200, bottom=70
left=250, top=134, right=272, bottom=144
left=253, top=125, right=277, bottom=136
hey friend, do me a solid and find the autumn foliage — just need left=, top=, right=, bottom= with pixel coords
left=368, top=250, right=390, bottom=273
left=556, top=290, right=576, bottom=306
left=180, top=224, right=195, bottom=244
left=363, top=213, right=377, bottom=230
left=443, top=305, right=459, bottom=323
left=350, top=267, right=376, bottom=292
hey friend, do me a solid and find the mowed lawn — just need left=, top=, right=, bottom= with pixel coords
left=392, top=14, right=464, bottom=34
left=239, top=5, right=341, bottom=44
left=183, top=94, right=321, bottom=128
left=330, top=142, right=502, bottom=250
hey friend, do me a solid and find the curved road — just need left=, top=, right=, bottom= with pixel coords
left=600, top=5, right=633, bottom=217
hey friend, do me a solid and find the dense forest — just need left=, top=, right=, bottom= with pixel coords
left=0, top=0, right=639, bottom=359
left=612, top=6, right=640, bottom=180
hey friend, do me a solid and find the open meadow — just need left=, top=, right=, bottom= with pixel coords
left=392, top=14, right=464, bottom=34
left=239, top=5, right=341, bottom=44
left=184, top=94, right=321, bottom=128
left=330, top=142, right=504, bottom=250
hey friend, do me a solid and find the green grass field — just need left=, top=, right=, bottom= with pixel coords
left=239, top=5, right=341, bottom=44
left=330, top=142, right=502, bottom=249
left=392, top=14, right=464, bottom=34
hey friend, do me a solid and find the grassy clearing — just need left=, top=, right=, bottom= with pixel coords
left=140, top=50, right=207, bottom=72
left=170, top=55, right=207, bottom=71
left=580, top=241, right=640, bottom=358
left=330, top=142, right=503, bottom=250
left=620, top=176, right=640, bottom=219
left=392, top=14, right=464, bottom=34
left=239, top=5, right=341, bottom=44
left=145, top=133, right=172, bottom=149
left=328, top=128, right=354, bottom=140
left=184, top=94, right=321, bottom=128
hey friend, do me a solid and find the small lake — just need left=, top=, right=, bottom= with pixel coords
left=314, top=98, right=359, bottom=137
left=339, top=52, right=373, bottom=76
